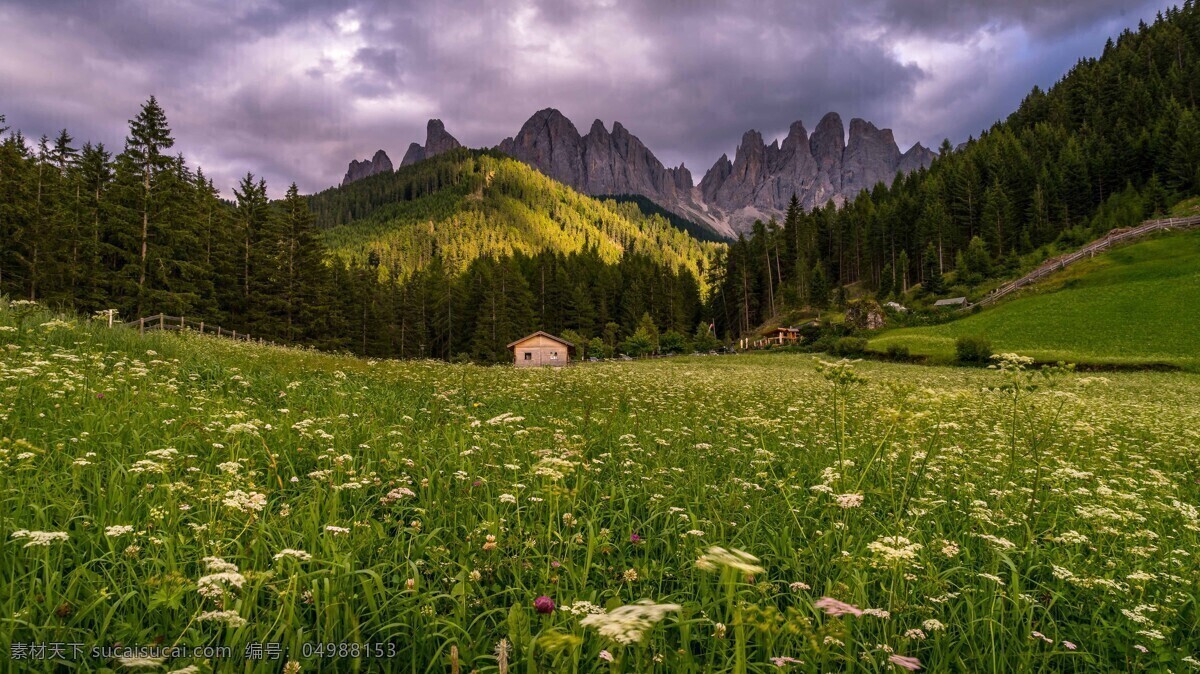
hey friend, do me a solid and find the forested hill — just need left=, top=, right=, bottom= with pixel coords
left=308, top=149, right=721, bottom=289
left=0, top=100, right=723, bottom=362
left=713, top=2, right=1200, bottom=337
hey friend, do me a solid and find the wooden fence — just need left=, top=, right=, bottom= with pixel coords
left=969, top=214, right=1200, bottom=309
left=122, top=314, right=272, bottom=344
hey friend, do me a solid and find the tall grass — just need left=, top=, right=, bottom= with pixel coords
left=1, top=298, right=1197, bottom=672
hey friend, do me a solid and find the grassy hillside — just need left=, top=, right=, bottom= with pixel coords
left=2, top=300, right=1198, bottom=671
left=309, top=149, right=721, bottom=287
left=869, top=228, right=1200, bottom=369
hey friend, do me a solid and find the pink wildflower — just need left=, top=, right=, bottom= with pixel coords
left=1062, top=641, right=1077, bottom=650
left=814, top=597, right=864, bottom=617
left=888, top=654, right=922, bottom=671
left=598, top=650, right=614, bottom=662
left=771, top=656, right=803, bottom=667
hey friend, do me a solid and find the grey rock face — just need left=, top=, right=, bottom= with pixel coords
left=423, top=119, right=461, bottom=157
left=500, top=108, right=587, bottom=189
left=699, top=154, right=732, bottom=205
left=898, top=142, right=937, bottom=174
left=696, top=112, right=936, bottom=231
left=500, top=109, right=695, bottom=214
left=342, top=149, right=393, bottom=186
left=400, top=142, right=425, bottom=167
left=398, top=119, right=462, bottom=168
left=810, top=112, right=846, bottom=205
left=841, top=118, right=902, bottom=198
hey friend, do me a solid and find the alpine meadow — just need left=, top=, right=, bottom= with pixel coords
left=2, top=1, right=1200, bottom=673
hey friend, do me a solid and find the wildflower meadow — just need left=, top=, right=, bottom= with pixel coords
left=0, top=299, right=1197, bottom=672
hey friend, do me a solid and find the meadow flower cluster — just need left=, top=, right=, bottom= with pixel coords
left=1, top=301, right=1198, bottom=671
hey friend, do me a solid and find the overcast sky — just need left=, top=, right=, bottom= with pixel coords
left=0, top=0, right=1167, bottom=198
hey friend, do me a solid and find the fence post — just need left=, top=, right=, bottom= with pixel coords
left=159, top=314, right=165, bottom=330
left=139, top=317, right=144, bottom=335
left=199, top=321, right=204, bottom=334
left=232, top=330, right=236, bottom=339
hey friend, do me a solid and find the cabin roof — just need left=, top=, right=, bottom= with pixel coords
left=933, top=296, right=968, bottom=306
left=506, top=331, right=576, bottom=350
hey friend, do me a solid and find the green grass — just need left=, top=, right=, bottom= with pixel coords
left=870, top=229, right=1200, bottom=369
left=2, top=299, right=1199, bottom=672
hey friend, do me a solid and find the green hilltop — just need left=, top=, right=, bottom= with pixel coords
left=869, top=221, right=1200, bottom=370
left=309, top=148, right=722, bottom=290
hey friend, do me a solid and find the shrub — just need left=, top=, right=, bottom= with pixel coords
left=659, top=330, right=690, bottom=355
left=833, top=336, right=869, bottom=356
left=955, top=335, right=992, bottom=364
left=885, top=343, right=911, bottom=360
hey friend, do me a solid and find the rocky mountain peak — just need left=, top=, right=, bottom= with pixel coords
left=691, top=110, right=937, bottom=230
left=810, top=113, right=846, bottom=166
left=339, top=108, right=939, bottom=238
left=842, top=118, right=902, bottom=197
left=400, top=142, right=424, bottom=167
left=781, top=121, right=809, bottom=155
left=342, top=149, right=393, bottom=186
left=899, top=142, right=937, bottom=173
left=424, top=118, right=461, bottom=156
left=399, top=119, right=462, bottom=167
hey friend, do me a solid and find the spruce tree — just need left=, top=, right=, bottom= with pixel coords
left=276, top=183, right=328, bottom=342
left=922, top=242, right=946, bottom=295
left=117, top=96, right=175, bottom=316
left=809, top=262, right=830, bottom=308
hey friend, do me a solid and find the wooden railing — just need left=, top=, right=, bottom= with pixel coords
left=969, top=214, right=1200, bottom=309
left=122, top=314, right=271, bottom=344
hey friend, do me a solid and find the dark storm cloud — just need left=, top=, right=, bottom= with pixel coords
left=869, top=0, right=1152, bottom=39
left=0, top=0, right=1167, bottom=198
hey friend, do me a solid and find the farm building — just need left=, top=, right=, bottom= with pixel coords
left=739, top=326, right=806, bottom=350
left=933, top=297, right=968, bottom=309
left=765, top=327, right=802, bottom=345
left=507, top=331, right=575, bottom=367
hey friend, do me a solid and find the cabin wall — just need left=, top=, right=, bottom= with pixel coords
left=512, top=336, right=571, bottom=367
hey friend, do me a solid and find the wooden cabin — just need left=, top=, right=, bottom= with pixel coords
left=765, top=327, right=802, bottom=346
left=933, top=296, right=968, bottom=309
left=507, top=331, right=575, bottom=367
left=740, top=326, right=806, bottom=350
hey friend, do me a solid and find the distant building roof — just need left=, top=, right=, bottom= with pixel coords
left=506, top=331, right=575, bottom=350
left=933, top=296, right=968, bottom=307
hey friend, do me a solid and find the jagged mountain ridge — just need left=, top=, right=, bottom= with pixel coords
left=342, top=119, right=463, bottom=186
left=342, top=149, right=393, bottom=186
left=340, top=109, right=937, bottom=236
left=495, top=109, right=935, bottom=236
left=400, top=118, right=461, bottom=167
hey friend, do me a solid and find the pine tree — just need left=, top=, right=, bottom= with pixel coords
left=231, top=173, right=272, bottom=332
left=275, top=183, right=329, bottom=342
left=77, top=142, right=114, bottom=310
left=877, top=262, right=894, bottom=298
left=896, top=250, right=910, bottom=294
left=117, top=96, right=176, bottom=316
left=921, top=242, right=946, bottom=295
left=809, top=262, right=830, bottom=308
left=0, top=125, right=32, bottom=295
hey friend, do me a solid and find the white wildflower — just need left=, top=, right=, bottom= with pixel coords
left=579, top=600, right=682, bottom=645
